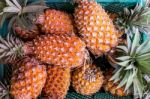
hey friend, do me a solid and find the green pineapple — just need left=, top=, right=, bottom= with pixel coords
left=110, top=28, right=150, bottom=98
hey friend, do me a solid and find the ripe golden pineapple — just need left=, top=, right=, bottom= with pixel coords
left=36, top=9, right=75, bottom=35
left=0, top=34, right=88, bottom=69
left=103, top=69, right=130, bottom=96
left=72, top=64, right=104, bottom=95
left=10, top=57, right=47, bottom=99
left=32, top=34, right=88, bottom=68
left=0, top=0, right=47, bottom=40
left=74, top=0, right=118, bottom=56
left=42, top=66, right=70, bottom=99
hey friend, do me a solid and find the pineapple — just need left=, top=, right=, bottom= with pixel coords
left=74, top=0, right=118, bottom=56
left=72, top=64, right=104, bottom=95
left=109, top=28, right=150, bottom=98
left=42, top=66, right=70, bottom=99
left=10, top=57, right=47, bottom=99
left=0, top=0, right=47, bottom=40
left=36, top=9, right=75, bottom=35
left=0, top=34, right=88, bottom=68
left=103, top=68, right=130, bottom=96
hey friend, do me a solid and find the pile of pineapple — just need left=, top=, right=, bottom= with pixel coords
left=0, top=0, right=150, bottom=99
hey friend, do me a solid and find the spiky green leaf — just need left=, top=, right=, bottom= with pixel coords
left=0, top=13, right=7, bottom=27
left=137, top=61, right=150, bottom=75
left=124, top=70, right=134, bottom=91
left=125, top=63, right=134, bottom=70
left=8, top=16, right=17, bottom=32
left=0, top=34, right=23, bottom=64
left=117, top=46, right=128, bottom=54
left=117, top=60, right=130, bottom=67
left=139, top=43, right=150, bottom=55
left=127, top=35, right=131, bottom=53
left=136, top=39, right=149, bottom=55
left=116, top=56, right=131, bottom=61
left=22, top=5, right=47, bottom=13
left=110, top=67, right=123, bottom=81
left=117, top=71, right=129, bottom=88
left=3, top=7, right=20, bottom=13
left=130, top=28, right=140, bottom=56
left=6, top=0, right=15, bottom=7
left=137, top=53, right=150, bottom=61
left=133, top=76, right=145, bottom=98
left=12, top=0, right=22, bottom=9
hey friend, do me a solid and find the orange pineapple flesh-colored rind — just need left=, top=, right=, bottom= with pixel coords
left=42, top=66, right=70, bottom=99
left=36, top=9, right=75, bottom=35
left=31, top=34, right=88, bottom=68
left=74, top=1, right=118, bottom=56
left=10, top=57, right=47, bottom=99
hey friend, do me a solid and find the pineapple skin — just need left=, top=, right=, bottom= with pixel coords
left=108, top=13, right=125, bottom=38
left=72, top=65, right=104, bottom=95
left=36, top=9, right=75, bottom=35
left=14, top=23, right=40, bottom=40
left=10, top=57, right=47, bottom=99
left=42, top=66, right=70, bottom=99
left=74, top=1, right=118, bottom=56
left=103, top=69, right=130, bottom=96
left=30, top=34, right=88, bottom=69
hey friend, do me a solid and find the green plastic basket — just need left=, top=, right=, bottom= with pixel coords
left=0, top=0, right=145, bottom=99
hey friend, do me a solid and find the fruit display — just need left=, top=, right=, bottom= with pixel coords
left=0, top=0, right=150, bottom=99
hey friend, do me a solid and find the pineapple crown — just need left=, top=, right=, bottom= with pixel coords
left=0, top=34, right=24, bottom=64
left=0, top=65, right=12, bottom=99
left=115, top=0, right=150, bottom=36
left=110, top=28, right=150, bottom=98
left=0, top=81, right=10, bottom=99
left=0, top=0, right=47, bottom=31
